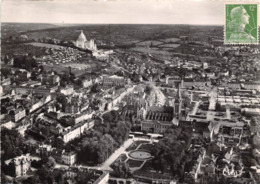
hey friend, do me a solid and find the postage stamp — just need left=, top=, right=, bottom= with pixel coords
left=225, top=3, right=258, bottom=45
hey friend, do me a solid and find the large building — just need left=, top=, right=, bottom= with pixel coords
left=75, top=30, right=97, bottom=51
left=61, top=120, right=94, bottom=143
left=9, top=107, right=26, bottom=122
left=141, top=120, right=176, bottom=134
left=141, top=106, right=174, bottom=121
left=140, top=84, right=182, bottom=133
left=7, top=154, right=31, bottom=177
left=102, top=75, right=131, bottom=87
left=63, top=168, right=109, bottom=184
left=62, top=151, right=77, bottom=165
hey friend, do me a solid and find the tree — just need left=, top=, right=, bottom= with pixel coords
left=52, top=138, right=64, bottom=149
left=151, top=127, right=192, bottom=176
left=90, top=84, right=101, bottom=93
left=36, top=166, right=50, bottom=184
left=31, top=160, right=42, bottom=168
left=69, top=72, right=76, bottom=80
left=102, top=112, right=114, bottom=122
left=251, top=116, right=260, bottom=126
left=112, top=161, right=131, bottom=178
left=179, top=67, right=186, bottom=79
left=77, top=115, right=131, bottom=166
left=31, top=71, right=38, bottom=80
left=1, top=68, right=11, bottom=78
left=1, top=173, right=11, bottom=184
left=22, top=176, right=40, bottom=184
left=39, top=65, right=44, bottom=73
left=253, top=134, right=260, bottom=149
left=1, top=128, right=24, bottom=160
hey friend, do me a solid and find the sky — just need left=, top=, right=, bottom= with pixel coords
left=1, top=0, right=225, bottom=25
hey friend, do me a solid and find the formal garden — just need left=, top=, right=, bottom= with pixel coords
left=111, top=141, right=153, bottom=169
left=110, top=127, right=193, bottom=182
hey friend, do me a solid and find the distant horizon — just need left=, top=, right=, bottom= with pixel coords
left=2, top=22, right=224, bottom=26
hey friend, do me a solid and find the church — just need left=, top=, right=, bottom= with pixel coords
left=75, top=30, right=97, bottom=51
left=139, top=84, right=183, bottom=133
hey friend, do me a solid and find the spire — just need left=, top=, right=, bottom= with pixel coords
left=176, top=83, right=182, bottom=103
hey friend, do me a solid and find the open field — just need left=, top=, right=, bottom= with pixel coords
left=64, top=63, right=91, bottom=70
left=25, top=42, right=66, bottom=49
left=158, top=43, right=180, bottom=48
left=129, top=47, right=172, bottom=56
left=160, top=38, right=181, bottom=43
left=136, top=40, right=163, bottom=46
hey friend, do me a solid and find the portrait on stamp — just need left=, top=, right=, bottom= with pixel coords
left=225, top=4, right=258, bottom=44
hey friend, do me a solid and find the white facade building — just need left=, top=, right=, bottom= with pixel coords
left=62, top=151, right=77, bottom=165
left=75, top=30, right=97, bottom=51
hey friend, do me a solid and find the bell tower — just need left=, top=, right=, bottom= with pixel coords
left=174, top=83, right=182, bottom=118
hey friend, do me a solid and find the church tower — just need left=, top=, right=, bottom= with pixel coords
left=174, top=83, right=182, bottom=118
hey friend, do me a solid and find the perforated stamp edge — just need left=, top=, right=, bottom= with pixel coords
left=224, top=2, right=259, bottom=45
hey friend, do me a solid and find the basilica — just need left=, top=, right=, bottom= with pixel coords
left=75, top=30, right=97, bottom=51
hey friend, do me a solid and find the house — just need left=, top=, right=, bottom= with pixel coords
left=227, top=82, right=241, bottom=89
left=165, top=75, right=181, bottom=86
left=60, top=86, right=74, bottom=95
left=9, top=107, right=26, bottom=122
left=16, top=117, right=32, bottom=136
left=50, top=123, right=64, bottom=135
left=183, top=79, right=210, bottom=88
left=250, top=118, right=260, bottom=133
left=41, top=73, right=60, bottom=86
left=81, top=77, right=94, bottom=88
left=244, top=82, right=260, bottom=91
left=62, top=151, right=77, bottom=165
left=1, top=78, right=11, bottom=86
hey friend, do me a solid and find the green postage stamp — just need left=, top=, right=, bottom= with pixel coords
left=225, top=3, right=258, bottom=44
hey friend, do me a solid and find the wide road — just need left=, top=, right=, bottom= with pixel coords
left=99, top=138, right=134, bottom=171
left=150, top=84, right=166, bottom=106
left=191, top=101, right=200, bottom=115
left=186, top=101, right=200, bottom=121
